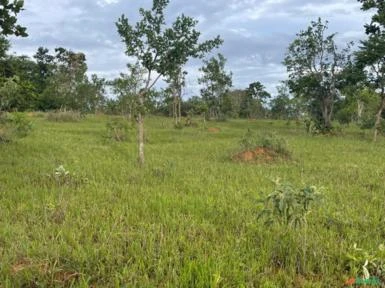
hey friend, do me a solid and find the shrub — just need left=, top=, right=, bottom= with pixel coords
left=174, top=122, right=184, bottom=129
left=106, top=118, right=133, bottom=142
left=258, top=179, right=323, bottom=228
left=45, top=165, right=88, bottom=187
left=46, top=111, right=82, bottom=122
left=239, top=130, right=291, bottom=157
left=0, top=113, right=32, bottom=143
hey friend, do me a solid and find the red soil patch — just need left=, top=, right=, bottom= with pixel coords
left=207, top=127, right=221, bottom=133
left=232, top=147, right=277, bottom=163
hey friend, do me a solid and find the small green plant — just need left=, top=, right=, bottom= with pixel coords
left=0, top=113, right=32, bottom=143
left=46, top=111, right=82, bottom=122
left=345, top=243, right=385, bottom=280
left=46, top=165, right=88, bottom=187
left=174, top=122, right=184, bottom=129
left=106, top=118, right=132, bottom=142
left=258, top=179, right=323, bottom=228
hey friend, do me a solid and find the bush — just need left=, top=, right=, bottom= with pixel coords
left=106, top=118, right=133, bottom=142
left=46, top=111, right=82, bottom=122
left=258, top=179, right=323, bottom=228
left=0, top=113, right=32, bottom=143
left=174, top=122, right=184, bottom=129
left=239, top=130, right=291, bottom=157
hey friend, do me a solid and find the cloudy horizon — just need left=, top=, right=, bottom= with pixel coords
left=9, top=0, right=373, bottom=97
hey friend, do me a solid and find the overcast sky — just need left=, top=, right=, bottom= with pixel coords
left=9, top=0, right=372, bottom=97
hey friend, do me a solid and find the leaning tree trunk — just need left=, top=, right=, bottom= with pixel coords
left=373, top=96, right=385, bottom=142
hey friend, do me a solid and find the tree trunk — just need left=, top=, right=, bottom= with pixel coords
left=373, top=96, right=385, bottom=142
left=178, top=95, right=181, bottom=123
left=173, top=91, right=178, bottom=125
left=137, top=92, right=145, bottom=166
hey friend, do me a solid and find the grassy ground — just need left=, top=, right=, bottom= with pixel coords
left=1, top=114, right=385, bottom=287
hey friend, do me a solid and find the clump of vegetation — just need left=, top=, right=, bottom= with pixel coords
left=45, top=165, right=88, bottom=187
left=258, top=179, right=323, bottom=228
left=345, top=243, right=385, bottom=281
left=0, top=112, right=32, bottom=143
left=174, top=122, right=184, bottom=130
left=234, top=130, right=291, bottom=162
left=106, top=118, right=133, bottom=142
left=46, top=111, right=82, bottom=122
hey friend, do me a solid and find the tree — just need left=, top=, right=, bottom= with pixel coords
left=284, top=18, right=351, bottom=131
left=33, top=47, right=55, bottom=95
left=0, top=0, right=27, bottom=37
left=42, top=48, right=88, bottom=111
left=110, top=63, right=146, bottom=120
left=270, top=83, right=295, bottom=120
left=116, top=0, right=222, bottom=165
left=241, top=81, right=271, bottom=118
left=166, top=67, right=186, bottom=125
left=199, top=53, right=232, bottom=119
left=356, top=0, right=385, bottom=141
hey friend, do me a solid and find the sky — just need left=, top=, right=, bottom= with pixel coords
left=9, top=0, right=373, bottom=97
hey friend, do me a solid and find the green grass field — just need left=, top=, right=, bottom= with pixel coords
left=1, top=115, right=385, bottom=287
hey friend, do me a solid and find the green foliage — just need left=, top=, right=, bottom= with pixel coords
left=284, top=18, right=351, bottom=130
left=258, top=180, right=323, bottom=228
left=199, top=53, right=232, bottom=119
left=239, top=129, right=291, bottom=157
left=174, top=122, right=184, bottom=129
left=345, top=243, right=385, bottom=280
left=0, top=112, right=32, bottom=142
left=46, top=165, right=88, bottom=187
left=0, top=0, right=28, bottom=37
left=46, top=111, right=82, bottom=122
left=106, top=117, right=133, bottom=141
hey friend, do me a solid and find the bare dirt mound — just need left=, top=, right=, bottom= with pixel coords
left=232, top=147, right=277, bottom=163
left=207, top=127, right=221, bottom=133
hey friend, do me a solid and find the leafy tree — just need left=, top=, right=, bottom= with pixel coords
left=241, top=81, right=271, bottom=118
left=166, top=67, right=186, bottom=125
left=0, top=0, right=27, bottom=37
left=356, top=0, right=385, bottom=140
left=0, top=55, right=38, bottom=111
left=42, top=48, right=88, bottom=111
left=284, top=18, right=351, bottom=131
left=199, top=53, right=232, bottom=119
left=33, top=47, right=55, bottom=95
left=270, top=83, right=296, bottom=120
left=116, top=0, right=222, bottom=165
left=110, top=63, right=146, bottom=120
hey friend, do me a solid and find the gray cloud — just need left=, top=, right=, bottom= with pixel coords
left=9, top=0, right=371, bottom=96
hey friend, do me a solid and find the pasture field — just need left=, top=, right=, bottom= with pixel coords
left=1, top=114, right=385, bottom=287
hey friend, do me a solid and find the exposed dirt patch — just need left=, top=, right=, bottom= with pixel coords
left=232, top=147, right=279, bottom=163
left=207, top=127, right=221, bottom=133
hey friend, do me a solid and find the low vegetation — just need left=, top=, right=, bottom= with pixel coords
left=0, top=115, right=384, bottom=286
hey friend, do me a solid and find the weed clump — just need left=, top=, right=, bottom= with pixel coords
left=258, top=179, right=323, bottom=228
left=46, top=111, right=82, bottom=122
left=233, top=130, right=290, bottom=162
left=0, top=113, right=32, bottom=143
left=106, top=118, right=133, bottom=142
left=45, top=165, right=88, bottom=187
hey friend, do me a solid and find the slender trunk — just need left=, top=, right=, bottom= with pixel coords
left=173, top=90, right=177, bottom=125
left=137, top=92, right=145, bottom=166
left=321, top=95, right=333, bottom=130
left=373, top=96, right=385, bottom=142
left=178, top=95, right=181, bottom=123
